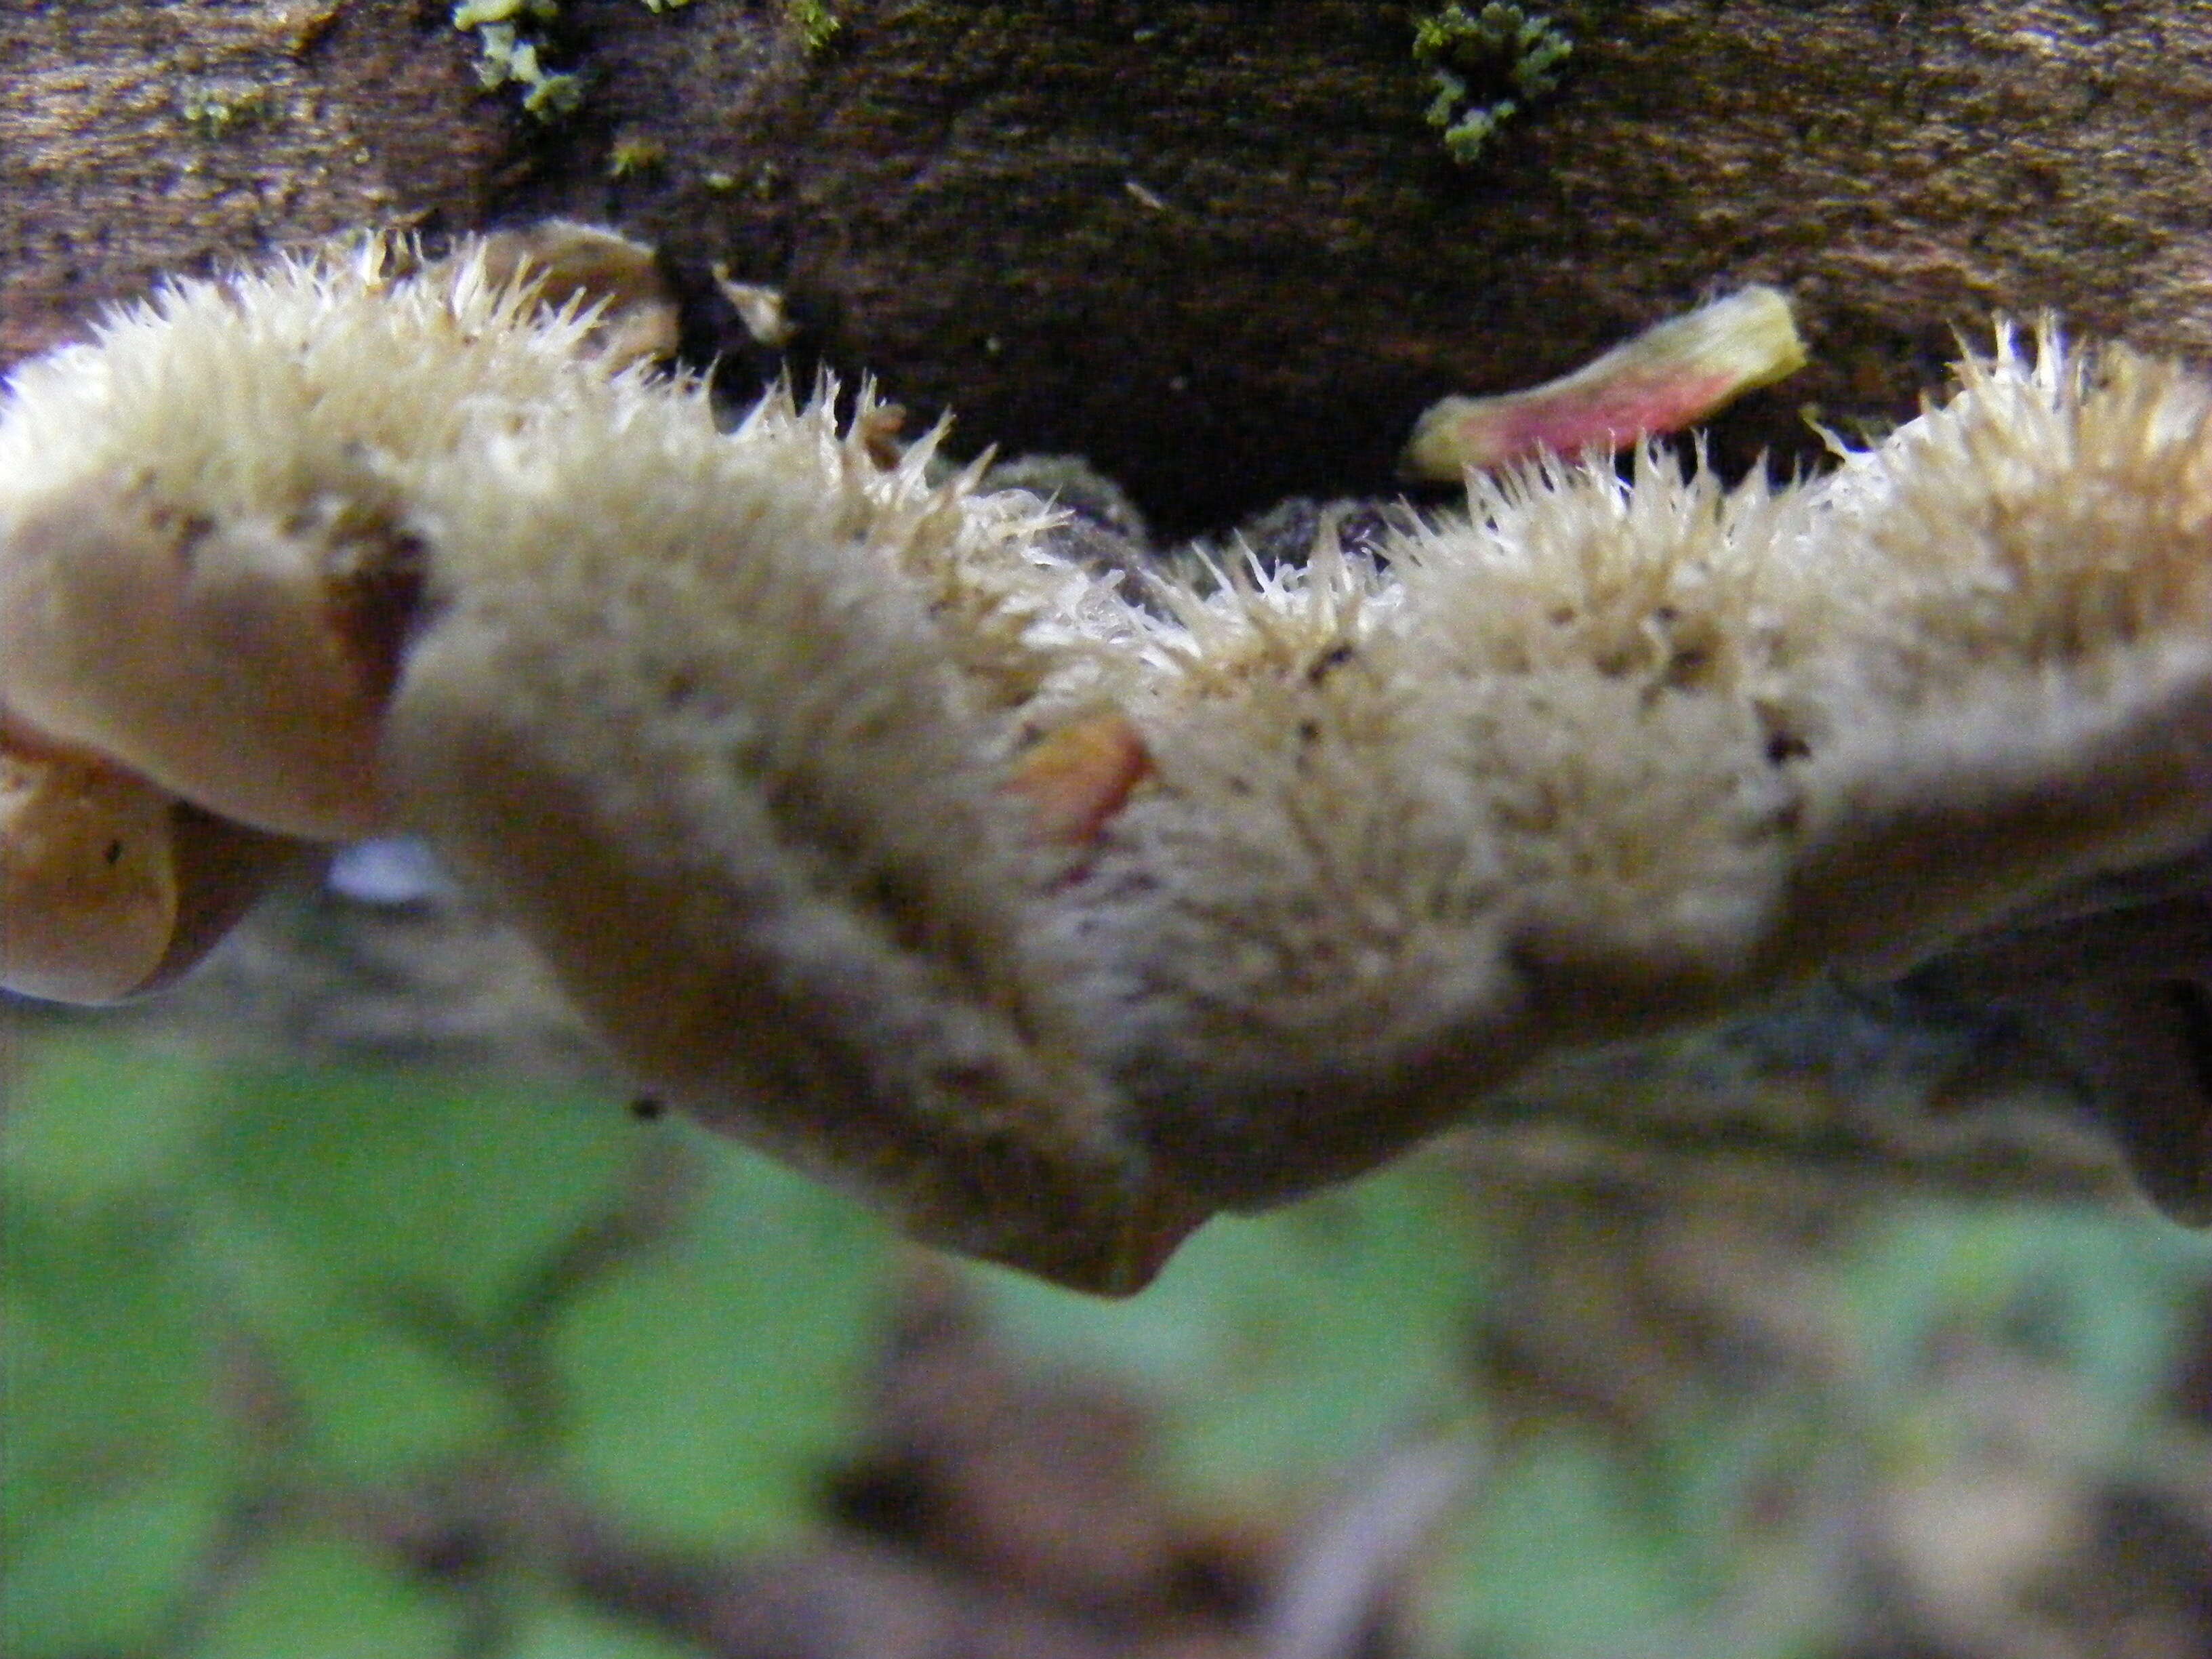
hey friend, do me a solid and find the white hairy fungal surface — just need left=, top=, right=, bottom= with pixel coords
left=1090, top=333, right=2212, bottom=1204
left=5, top=234, right=2211, bottom=1288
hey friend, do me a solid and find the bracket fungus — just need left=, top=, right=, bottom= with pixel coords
left=3, top=232, right=2211, bottom=1291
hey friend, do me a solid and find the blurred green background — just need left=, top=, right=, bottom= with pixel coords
left=5, top=1020, right=2211, bottom=1659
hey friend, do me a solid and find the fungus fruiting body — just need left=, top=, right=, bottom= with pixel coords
left=0, top=720, right=181, bottom=1002
left=1399, top=285, right=1809, bottom=479
left=3, top=234, right=2210, bottom=1289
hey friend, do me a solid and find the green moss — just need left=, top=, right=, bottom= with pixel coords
left=178, top=80, right=278, bottom=140
left=784, top=0, right=840, bottom=53
left=452, top=0, right=693, bottom=123
left=1412, top=3, right=1572, bottom=165
left=608, top=134, right=668, bottom=178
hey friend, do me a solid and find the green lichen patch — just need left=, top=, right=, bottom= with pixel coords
left=607, top=133, right=668, bottom=178
left=1412, top=3, right=1572, bottom=165
left=784, top=0, right=840, bottom=53
left=452, top=0, right=695, bottom=123
left=178, top=79, right=279, bottom=140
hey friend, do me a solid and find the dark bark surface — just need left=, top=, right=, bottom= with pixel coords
left=1, top=3, right=520, bottom=360
left=11, top=2, right=2212, bottom=532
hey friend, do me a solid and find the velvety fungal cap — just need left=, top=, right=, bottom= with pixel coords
left=0, top=237, right=632, bottom=838
left=5, top=228, right=2211, bottom=1284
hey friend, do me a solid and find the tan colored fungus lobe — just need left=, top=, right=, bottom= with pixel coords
left=378, top=371, right=1203, bottom=1292
left=0, top=230, right=676, bottom=842
left=470, top=220, right=681, bottom=371
left=0, top=484, right=418, bottom=840
left=0, top=716, right=300, bottom=1002
left=0, top=720, right=180, bottom=1002
left=1076, top=327, right=2212, bottom=1214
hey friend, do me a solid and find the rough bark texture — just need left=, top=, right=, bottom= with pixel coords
left=1, top=3, right=520, bottom=360
left=9, top=1, right=2212, bottom=535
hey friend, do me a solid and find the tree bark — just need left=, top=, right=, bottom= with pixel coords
left=9, top=1, right=2212, bottom=535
